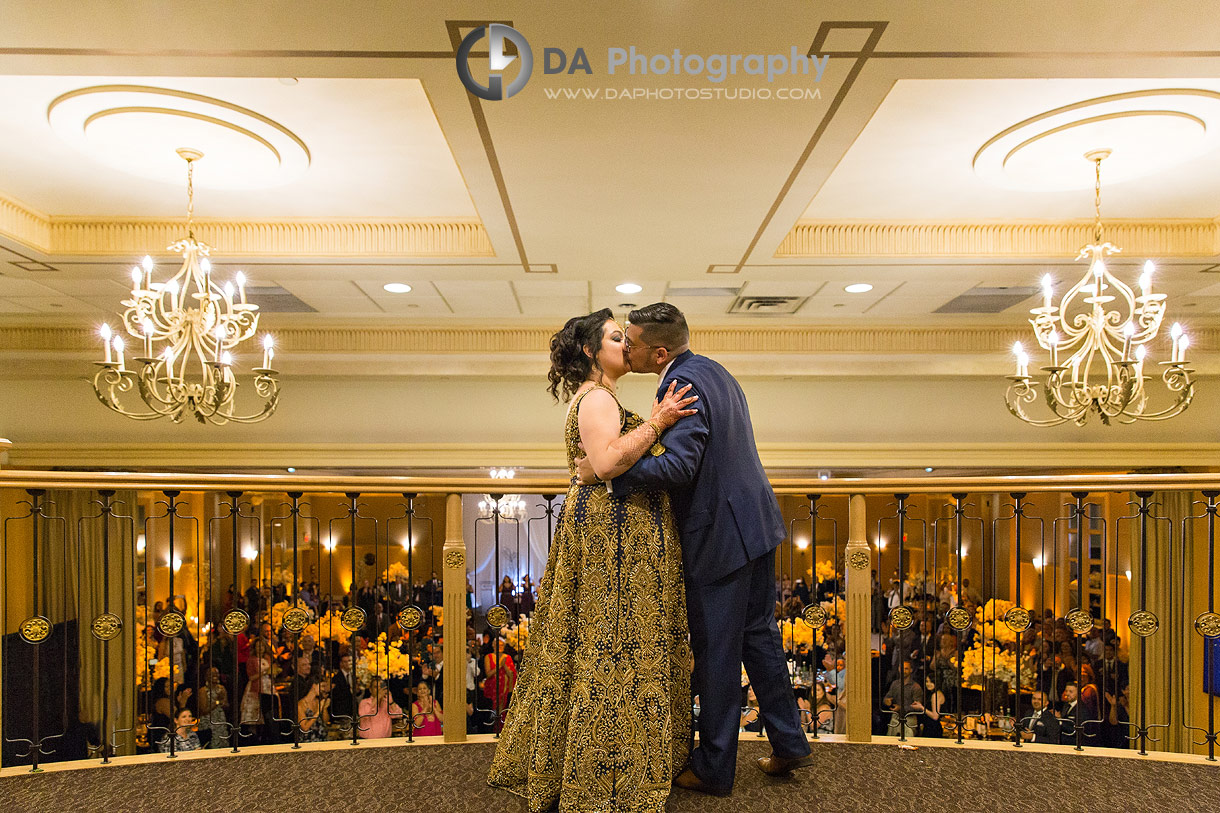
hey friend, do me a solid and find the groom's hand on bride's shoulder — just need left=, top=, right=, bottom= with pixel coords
left=574, top=451, right=599, bottom=485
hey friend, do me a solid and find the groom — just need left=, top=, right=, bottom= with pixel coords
left=579, top=302, right=811, bottom=795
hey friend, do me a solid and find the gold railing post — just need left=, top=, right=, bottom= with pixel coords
left=442, top=493, right=467, bottom=743
left=845, top=493, right=872, bottom=742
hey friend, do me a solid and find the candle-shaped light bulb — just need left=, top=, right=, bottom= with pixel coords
left=1048, top=331, right=1060, bottom=368
left=201, top=258, right=211, bottom=274
left=1121, top=322, right=1135, bottom=362
left=163, top=347, right=175, bottom=368
left=1135, top=345, right=1147, bottom=363
left=1041, top=274, right=1053, bottom=309
left=131, top=266, right=142, bottom=289
left=236, top=271, right=247, bottom=304
left=142, top=318, right=154, bottom=358
left=142, top=255, right=154, bottom=272
left=1179, top=334, right=1190, bottom=363
left=262, top=334, right=274, bottom=369
left=100, top=323, right=113, bottom=363
left=214, top=325, right=225, bottom=358
left=221, top=350, right=232, bottom=366
left=1017, top=351, right=1029, bottom=378
left=1140, top=260, right=1155, bottom=294
left=1012, top=341, right=1024, bottom=357
left=1171, top=322, right=1183, bottom=363
left=112, top=337, right=125, bottom=371
left=224, top=281, right=234, bottom=300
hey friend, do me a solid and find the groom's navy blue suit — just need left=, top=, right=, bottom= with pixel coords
left=611, top=350, right=809, bottom=789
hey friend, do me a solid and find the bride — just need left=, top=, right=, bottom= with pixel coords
left=488, top=308, right=698, bottom=812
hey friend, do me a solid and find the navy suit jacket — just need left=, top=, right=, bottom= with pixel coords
left=611, top=351, right=785, bottom=585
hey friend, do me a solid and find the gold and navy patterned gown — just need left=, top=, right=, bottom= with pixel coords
left=488, top=385, right=692, bottom=813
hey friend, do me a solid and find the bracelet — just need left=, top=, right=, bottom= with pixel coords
left=645, top=419, right=663, bottom=439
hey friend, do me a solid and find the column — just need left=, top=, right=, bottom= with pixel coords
left=442, top=493, right=467, bottom=743
left=845, top=494, right=872, bottom=742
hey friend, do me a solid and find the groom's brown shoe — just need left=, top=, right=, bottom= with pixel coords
left=673, top=767, right=731, bottom=797
left=756, top=752, right=814, bottom=777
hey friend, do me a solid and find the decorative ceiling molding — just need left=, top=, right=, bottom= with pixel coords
left=6, top=440, right=1219, bottom=471
left=5, top=323, right=1220, bottom=355
left=0, top=193, right=493, bottom=258
left=776, top=219, right=1220, bottom=258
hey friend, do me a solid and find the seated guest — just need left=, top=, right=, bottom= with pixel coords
left=358, top=679, right=402, bottom=739
left=412, top=680, right=443, bottom=736
left=158, top=707, right=202, bottom=753
left=911, top=675, right=944, bottom=738
left=297, top=678, right=331, bottom=743
left=1019, top=689, right=1061, bottom=744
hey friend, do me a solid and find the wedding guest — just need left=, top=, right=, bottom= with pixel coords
left=330, top=651, right=357, bottom=720
left=358, top=680, right=402, bottom=739
left=911, top=675, right=944, bottom=738
left=1019, top=689, right=1061, bottom=744
left=298, top=677, right=330, bottom=743
left=157, top=707, right=202, bottom=753
left=412, top=681, right=443, bottom=736
left=882, top=661, right=923, bottom=738
left=197, top=666, right=229, bottom=748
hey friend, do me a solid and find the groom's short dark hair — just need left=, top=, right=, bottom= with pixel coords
left=628, top=302, right=689, bottom=349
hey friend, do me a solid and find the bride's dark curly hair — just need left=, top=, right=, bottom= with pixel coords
left=548, top=308, right=614, bottom=402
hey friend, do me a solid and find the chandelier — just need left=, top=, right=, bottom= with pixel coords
left=1005, top=149, right=1194, bottom=426
left=478, top=494, right=528, bottom=522
left=92, top=149, right=280, bottom=424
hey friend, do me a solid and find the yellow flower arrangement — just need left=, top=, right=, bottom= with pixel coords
left=957, top=640, right=1036, bottom=690
left=975, top=598, right=1018, bottom=645
left=431, top=605, right=442, bottom=629
left=355, top=637, right=411, bottom=690
left=505, top=615, right=530, bottom=653
left=383, top=561, right=410, bottom=582
left=815, top=560, right=837, bottom=583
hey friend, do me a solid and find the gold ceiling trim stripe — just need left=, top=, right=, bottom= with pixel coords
left=776, top=220, right=1220, bottom=258
left=8, top=324, right=1220, bottom=355
left=7, top=440, right=1220, bottom=471
left=0, top=193, right=493, bottom=257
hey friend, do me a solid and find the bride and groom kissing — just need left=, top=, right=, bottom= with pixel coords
left=488, top=302, right=811, bottom=812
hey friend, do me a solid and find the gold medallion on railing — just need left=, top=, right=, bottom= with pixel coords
left=947, top=607, right=972, bottom=632
left=802, top=604, right=828, bottom=630
left=1065, top=609, right=1093, bottom=635
left=846, top=549, right=871, bottom=571
left=444, top=550, right=465, bottom=570
left=282, top=607, right=310, bottom=633
left=157, top=610, right=185, bottom=638
left=1003, top=606, right=1031, bottom=633
left=19, top=615, right=51, bottom=644
left=341, top=607, right=366, bottom=632
left=1194, top=611, right=1220, bottom=638
left=888, top=606, right=914, bottom=631
left=486, top=603, right=510, bottom=629
left=1127, top=610, right=1159, bottom=638
left=223, top=609, right=250, bottom=635
left=397, top=605, right=424, bottom=631
left=91, top=612, right=123, bottom=641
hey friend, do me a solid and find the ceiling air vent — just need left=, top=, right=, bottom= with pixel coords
left=246, top=284, right=317, bottom=313
left=934, top=286, right=1038, bottom=314
left=728, top=295, right=808, bottom=315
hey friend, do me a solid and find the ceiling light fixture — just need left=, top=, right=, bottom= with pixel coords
left=383, top=283, right=412, bottom=294
left=92, top=149, right=280, bottom=425
left=615, top=283, right=643, bottom=294
left=844, top=283, right=874, bottom=294
left=1006, top=149, right=1193, bottom=426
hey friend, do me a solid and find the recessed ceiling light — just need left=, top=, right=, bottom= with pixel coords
left=383, top=283, right=412, bottom=294
left=925, top=467, right=934, bottom=473
left=278, top=77, right=299, bottom=86
left=615, top=283, right=643, bottom=294
left=844, top=283, right=874, bottom=294
left=286, top=467, right=296, bottom=473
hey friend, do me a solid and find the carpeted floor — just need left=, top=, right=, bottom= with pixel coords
left=3, top=738, right=1220, bottom=812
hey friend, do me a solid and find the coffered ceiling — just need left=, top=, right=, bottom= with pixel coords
left=3, top=0, right=1220, bottom=370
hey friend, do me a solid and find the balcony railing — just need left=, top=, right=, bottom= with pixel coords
left=1, top=469, right=1218, bottom=771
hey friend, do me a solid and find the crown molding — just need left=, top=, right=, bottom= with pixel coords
left=0, top=194, right=493, bottom=258
left=5, top=441, right=1219, bottom=471
left=4, top=323, right=1220, bottom=356
left=777, top=219, right=1220, bottom=258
